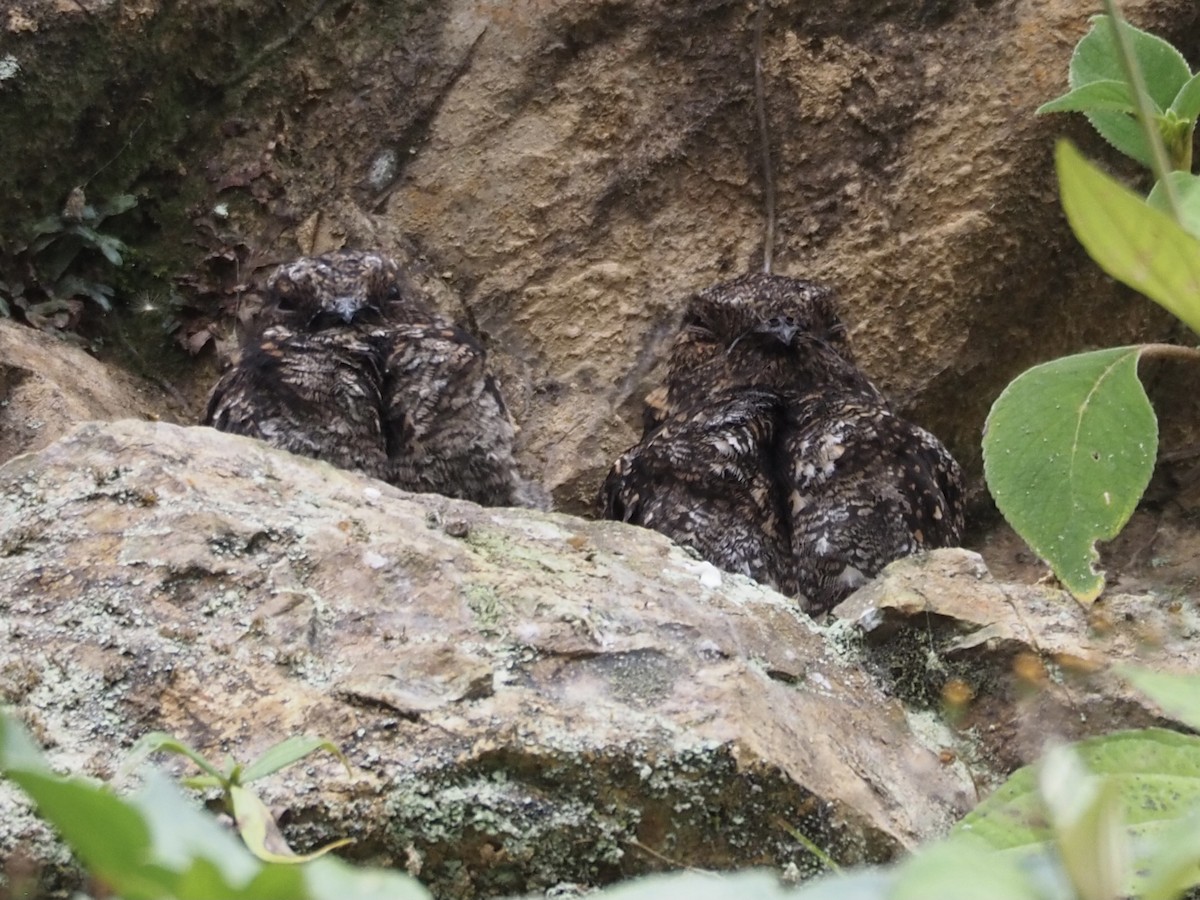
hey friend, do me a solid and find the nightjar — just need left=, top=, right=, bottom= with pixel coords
left=599, top=272, right=965, bottom=614
left=204, top=249, right=539, bottom=507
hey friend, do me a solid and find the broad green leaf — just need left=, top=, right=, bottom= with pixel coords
left=1117, top=666, right=1200, bottom=731
left=97, top=193, right=138, bottom=219
left=0, top=713, right=440, bottom=900
left=1038, top=745, right=1127, bottom=900
left=71, top=224, right=127, bottom=266
left=27, top=214, right=64, bottom=239
left=1137, top=813, right=1200, bottom=900
left=0, top=710, right=53, bottom=773
left=304, top=856, right=433, bottom=900
left=1147, top=170, right=1200, bottom=238
left=982, top=346, right=1156, bottom=601
left=781, top=870, right=895, bottom=900
left=230, top=784, right=353, bottom=863
left=891, top=840, right=1046, bottom=900
left=1170, top=72, right=1200, bottom=121
left=1037, top=79, right=1135, bottom=115
left=56, top=276, right=114, bottom=311
left=953, top=729, right=1200, bottom=897
left=1056, top=140, right=1200, bottom=337
left=240, top=735, right=350, bottom=784
left=118, top=731, right=226, bottom=784
left=1069, top=15, right=1191, bottom=167
left=599, top=871, right=796, bottom=899
left=36, top=233, right=84, bottom=284
left=131, top=771, right=260, bottom=885
left=1, top=715, right=173, bottom=900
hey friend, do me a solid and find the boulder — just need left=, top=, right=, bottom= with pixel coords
left=0, top=320, right=170, bottom=467
left=0, top=420, right=972, bottom=898
left=834, top=549, right=1194, bottom=785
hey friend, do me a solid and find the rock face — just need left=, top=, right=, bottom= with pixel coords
left=833, top=550, right=1198, bottom=787
left=0, top=420, right=972, bottom=898
left=5, top=0, right=1200, bottom=512
left=0, top=320, right=170, bottom=467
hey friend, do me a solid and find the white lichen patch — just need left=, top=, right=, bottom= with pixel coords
left=0, top=55, right=20, bottom=83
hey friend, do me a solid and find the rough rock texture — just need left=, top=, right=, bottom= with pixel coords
left=0, top=320, right=173, bottom=466
left=4, top=0, right=1200, bottom=512
left=833, top=549, right=1197, bottom=788
left=0, top=420, right=973, bottom=898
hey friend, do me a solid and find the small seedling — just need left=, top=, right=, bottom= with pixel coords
left=118, top=731, right=353, bottom=864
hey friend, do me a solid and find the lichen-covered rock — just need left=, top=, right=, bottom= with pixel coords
left=833, top=549, right=1198, bottom=784
left=0, top=420, right=971, bottom=898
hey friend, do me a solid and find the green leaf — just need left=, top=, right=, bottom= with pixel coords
left=1038, top=745, right=1127, bottom=900
left=304, top=856, right=434, bottom=900
left=130, top=771, right=261, bottom=889
left=0, top=712, right=53, bottom=773
left=1137, top=813, right=1200, bottom=900
left=70, top=224, right=128, bottom=266
left=1056, top=140, right=1200, bottom=336
left=953, top=729, right=1200, bottom=898
left=230, top=784, right=353, bottom=864
left=1170, top=72, right=1200, bottom=121
left=1147, top=170, right=1200, bottom=238
left=55, top=276, right=114, bottom=311
left=118, top=731, right=227, bottom=784
left=96, top=193, right=138, bottom=220
left=600, top=871, right=796, bottom=899
left=1069, top=15, right=1191, bottom=167
left=982, top=346, right=1156, bottom=602
left=27, top=214, right=64, bottom=239
left=1117, top=666, right=1200, bottom=731
left=1, top=718, right=174, bottom=900
left=1037, top=79, right=1135, bottom=115
left=35, top=233, right=84, bottom=284
left=240, top=735, right=350, bottom=784
left=891, top=839, right=1046, bottom=900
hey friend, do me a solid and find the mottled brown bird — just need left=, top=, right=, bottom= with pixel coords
left=204, top=249, right=538, bottom=507
left=599, top=272, right=964, bottom=614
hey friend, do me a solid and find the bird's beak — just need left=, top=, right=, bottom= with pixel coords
left=333, top=295, right=365, bottom=323
left=755, top=318, right=798, bottom=347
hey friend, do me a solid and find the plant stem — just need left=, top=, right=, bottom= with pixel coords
left=1100, top=0, right=1182, bottom=218
left=1139, top=342, right=1200, bottom=362
left=754, top=0, right=776, bottom=275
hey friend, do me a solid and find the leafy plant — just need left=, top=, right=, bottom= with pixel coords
left=1038, top=15, right=1200, bottom=172
left=0, top=713, right=425, bottom=900
left=117, top=731, right=354, bottom=865
left=982, top=1, right=1200, bottom=602
left=10, top=695, right=1200, bottom=900
left=0, top=187, right=137, bottom=333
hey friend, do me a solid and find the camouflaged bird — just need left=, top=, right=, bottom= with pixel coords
left=204, top=249, right=539, bottom=507
left=599, top=272, right=965, bottom=614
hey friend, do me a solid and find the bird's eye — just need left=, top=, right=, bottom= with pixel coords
left=384, top=284, right=402, bottom=302
left=274, top=297, right=299, bottom=313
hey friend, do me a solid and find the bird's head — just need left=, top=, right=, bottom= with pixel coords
left=265, top=250, right=405, bottom=330
left=666, top=273, right=860, bottom=398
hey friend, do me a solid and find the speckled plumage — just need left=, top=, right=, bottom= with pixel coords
left=204, top=250, right=537, bottom=507
left=599, top=272, right=965, bottom=614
